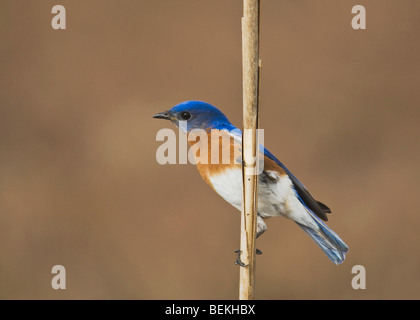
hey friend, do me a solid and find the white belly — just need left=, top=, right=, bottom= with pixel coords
left=208, top=168, right=299, bottom=219
left=208, top=169, right=243, bottom=211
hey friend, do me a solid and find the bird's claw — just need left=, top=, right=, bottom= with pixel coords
left=234, top=248, right=263, bottom=267
left=234, top=250, right=249, bottom=267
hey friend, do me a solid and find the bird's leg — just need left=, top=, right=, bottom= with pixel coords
left=234, top=250, right=249, bottom=267
left=255, top=215, right=265, bottom=256
left=234, top=249, right=263, bottom=266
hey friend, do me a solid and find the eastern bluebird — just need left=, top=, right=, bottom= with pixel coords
left=153, top=101, right=349, bottom=265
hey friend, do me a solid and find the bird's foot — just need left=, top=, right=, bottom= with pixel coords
left=234, top=250, right=249, bottom=267
left=234, top=249, right=262, bottom=267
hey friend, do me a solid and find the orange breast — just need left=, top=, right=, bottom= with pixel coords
left=188, top=129, right=287, bottom=189
left=188, top=130, right=241, bottom=190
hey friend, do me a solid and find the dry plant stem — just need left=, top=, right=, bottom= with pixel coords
left=239, top=0, right=261, bottom=301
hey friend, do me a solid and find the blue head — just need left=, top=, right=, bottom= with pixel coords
left=153, top=101, right=234, bottom=132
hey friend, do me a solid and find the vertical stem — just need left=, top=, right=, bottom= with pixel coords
left=240, top=0, right=260, bottom=301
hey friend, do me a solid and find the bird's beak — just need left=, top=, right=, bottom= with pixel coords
left=153, top=110, right=171, bottom=120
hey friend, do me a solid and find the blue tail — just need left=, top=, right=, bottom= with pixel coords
left=297, top=211, right=349, bottom=265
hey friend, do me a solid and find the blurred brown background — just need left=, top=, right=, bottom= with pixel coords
left=1, top=0, right=419, bottom=300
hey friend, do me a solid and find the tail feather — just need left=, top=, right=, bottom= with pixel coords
left=298, top=211, right=349, bottom=265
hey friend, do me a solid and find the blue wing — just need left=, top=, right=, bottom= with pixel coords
left=221, top=125, right=330, bottom=221
left=263, top=147, right=330, bottom=221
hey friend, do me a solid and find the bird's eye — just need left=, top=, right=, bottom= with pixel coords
left=181, top=111, right=191, bottom=120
